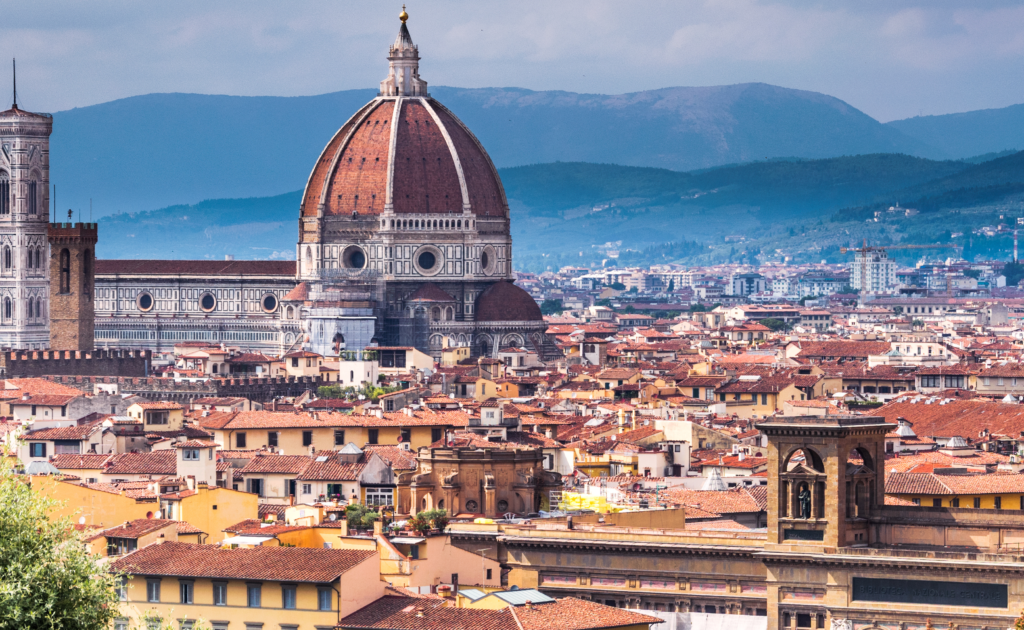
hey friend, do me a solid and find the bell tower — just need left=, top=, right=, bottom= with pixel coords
left=0, top=62, right=52, bottom=349
left=48, top=220, right=97, bottom=351
left=755, top=414, right=893, bottom=548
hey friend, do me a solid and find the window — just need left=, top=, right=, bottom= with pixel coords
left=147, top=579, right=161, bottom=603
left=247, top=479, right=264, bottom=497
left=400, top=428, right=411, bottom=443
left=29, top=443, right=46, bottom=458
left=59, top=249, right=70, bottom=293
left=761, top=393, right=767, bottom=406
left=933, top=498, right=942, bottom=507
left=302, top=483, right=312, bottom=495
left=114, top=619, right=129, bottom=630
left=179, top=580, right=193, bottom=604
left=431, top=428, right=443, bottom=443
left=116, top=577, right=128, bottom=601
left=247, top=583, right=262, bottom=607
left=952, top=498, right=960, bottom=508
left=0, top=171, right=8, bottom=215
left=236, top=432, right=247, bottom=448
left=281, top=584, right=297, bottom=610
left=28, top=180, right=36, bottom=214
left=334, top=430, right=345, bottom=446
left=974, top=497, right=981, bottom=508
left=995, top=496, right=1002, bottom=509
left=302, top=431, right=313, bottom=446
left=487, top=568, right=492, bottom=580
left=911, top=498, right=920, bottom=506
left=268, top=431, right=278, bottom=447
left=212, top=582, right=227, bottom=606
left=920, top=375, right=940, bottom=388
left=368, top=429, right=379, bottom=445
left=318, top=587, right=332, bottom=611
left=366, top=488, right=393, bottom=507
left=182, top=449, right=199, bottom=461
left=107, top=537, right=137, bottom=557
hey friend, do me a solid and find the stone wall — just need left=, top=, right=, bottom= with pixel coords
left=41, top=373, right=326, bottom=404
left=1, top=349, right=149, bottom=378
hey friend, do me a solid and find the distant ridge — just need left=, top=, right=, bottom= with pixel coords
left=51, top=83, right=942, bottom=217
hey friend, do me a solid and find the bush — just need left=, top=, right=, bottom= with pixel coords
left=409, top=509, right=449, bottom=533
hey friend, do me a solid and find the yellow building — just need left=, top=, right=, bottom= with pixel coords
left=126, top=401, right=186, bottom=432
left=110, top=542, right=384, bottom=630
left=886, top=470, right=1024, bottom=509
left=199, top=409, right=468, bottom=452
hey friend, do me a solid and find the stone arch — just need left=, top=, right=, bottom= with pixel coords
left=430, top=306, right=441, bottom=321
left=501, top=333, right=524, bottom=348
left=782, top=447, right=824, bottom=473
left=286, top=306, right=294, bottom=319
left=848, top=445, right=875, bottom=472
left=475, top=334, right=493, bottom=357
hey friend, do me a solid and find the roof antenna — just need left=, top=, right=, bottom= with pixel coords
left=11, top=58, right=16, bottom=109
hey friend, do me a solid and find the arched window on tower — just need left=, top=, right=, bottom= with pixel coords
left=4, top=297, right=11, bottom=320
left=27, top=180, right=37, bottom=215
left=3, top=246, right=11, bottom=271
left=0, top=172, right=8, bottom=215
left=305, top=247, right=312, bottom=271
left=59, top=249, right=70, bottom=294
left=34, top=248, right=41, bottom=269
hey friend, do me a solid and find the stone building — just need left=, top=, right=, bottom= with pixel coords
left=48, top=222, right=96, bottom=351
left=399, top=441, right=562, bottom=517
left=88, top=13, right=552, bottom=361
left=0, top=95, right=51, bottom=349
left=499, top=414, right=1024, bottom=630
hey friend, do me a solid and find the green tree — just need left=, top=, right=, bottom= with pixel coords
left=760, top=318, right=789, bottom=332
left=912, top=319, right=925, bottom=328
left=666, top=279, right=675, bottom=292
left=539, top=299, right=563, bottom=315
left=1005, top=261, right=1024, bottom=287
left=608, top=282, right=626, bottom=291
left=0, top=466, right=121, bottom=629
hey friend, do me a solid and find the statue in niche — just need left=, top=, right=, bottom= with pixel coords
left=799, top=485, right=812, bottom=519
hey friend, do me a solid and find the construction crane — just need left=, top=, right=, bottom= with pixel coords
left=840, top=240, right=961, bottom=294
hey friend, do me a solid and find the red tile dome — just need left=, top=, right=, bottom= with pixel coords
left=474, top=281, right=543, bottom=323
left=300, top=97, right=507, bottom=219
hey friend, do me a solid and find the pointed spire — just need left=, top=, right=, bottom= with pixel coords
left=11, top=58, right=17, bottom=109
left=380, top=7, right=428, bottom=97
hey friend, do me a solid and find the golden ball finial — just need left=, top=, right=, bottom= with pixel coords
left=400, top=5, right=408, bottom=23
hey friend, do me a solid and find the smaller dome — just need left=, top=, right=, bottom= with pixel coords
left=475, top=281, right=542, bottom=323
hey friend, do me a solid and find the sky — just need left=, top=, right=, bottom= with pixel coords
left=1, top=0, right=1023, bottom=122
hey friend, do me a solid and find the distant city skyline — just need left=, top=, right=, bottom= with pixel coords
left=1, top=0, right=1023, bottom=121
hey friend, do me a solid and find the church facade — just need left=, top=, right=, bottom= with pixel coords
left=89, top=14, right=553, bottom=360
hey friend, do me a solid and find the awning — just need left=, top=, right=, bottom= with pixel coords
left=389, top=537, right=425, bottom=545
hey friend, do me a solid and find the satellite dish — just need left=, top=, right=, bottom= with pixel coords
left=78, top=517, right=86, bottom=525
left=154, top=511, right=161, bottom=519
left=328, top=513, right=338, bottom=522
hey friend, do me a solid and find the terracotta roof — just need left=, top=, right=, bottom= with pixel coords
left=792, top=341, right=892, bottom=359
left=407, top=283, right=454, bottom=302
left=475, top=281, right=543, bottom=322
left=110, top=541, right=375, bottom=583
left=887, top=471, right=1024, bottom=495
left=96, top=260, right=296, bottom=276
left=51, top=454, right=112, bottom=469
left=341, top=595, right=658, bottom=630
left=226, top=352, right=275, bottom=363
left=10, top=393, right=79, bottom=406
left=88, top=518, right=176, bottom=541
left=134, top=402, right=185, bottom=410
left=102, top=451, right=177, bottom=476
left=295, top=452, right=366, bottom=482
left=239, top=454, right=313, bottom=475
left=22, top=419, right=102, bottom=441
left=282, top=282, right=309, bottom=302
left=1, top=378, right=84, bottom=397
left=877, top=398, right=1024, bottom=440
left=362, top=445, right=417, bottom=470
left=174, top=440, right=218, bottom=449
left=659, top=487, right=764, bottom=516
left=176, top=521, right=204, bottom=535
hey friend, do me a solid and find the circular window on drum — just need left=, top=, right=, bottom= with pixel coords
left=413, top=245, right=444, bottom=276
left=261, top=293, right=278, bottom=313
left=343, top=245, right=367, bottom=269
left=199, top=292, right=217, bottom=313
left=137, top=292, right=154, bottom=312
left=480, top=245, right=496, bottom=275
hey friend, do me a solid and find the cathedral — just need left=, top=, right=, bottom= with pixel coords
left=59, top=12, right=554, bottom=360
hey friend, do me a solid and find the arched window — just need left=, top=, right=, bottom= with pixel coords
left=212, top=363, right=218, bottom=374
left=304, top=247, right=312, bottom=268
left=4, top=297, right=11, bottom=320
left=25, top=249, right=32, bottom=269
left=35, top=298, right=41, bottom=319
left=59, top=249, right=70, bottom=294
left=0, top=172, right=8, bottom=215
left=3, top=246, right=11, bottom=270
left=27, top=180, right=37, bottom=215
left=286, top=306, right=294, bottom=319
left=35, top=248, right=41, bottom=269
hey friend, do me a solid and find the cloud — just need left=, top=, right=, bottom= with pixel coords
left=0, top=0, right=1021, bottom=121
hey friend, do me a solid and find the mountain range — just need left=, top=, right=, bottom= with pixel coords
left=49, top=83, right=1024, bottom=218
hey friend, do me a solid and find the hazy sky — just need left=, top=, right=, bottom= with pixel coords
left=2, top=0, right=1023, bottom=121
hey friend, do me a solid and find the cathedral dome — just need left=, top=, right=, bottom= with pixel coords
left=475, top=280, right=543, bottom=323
left=299, top=18, right=507, bottom=221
